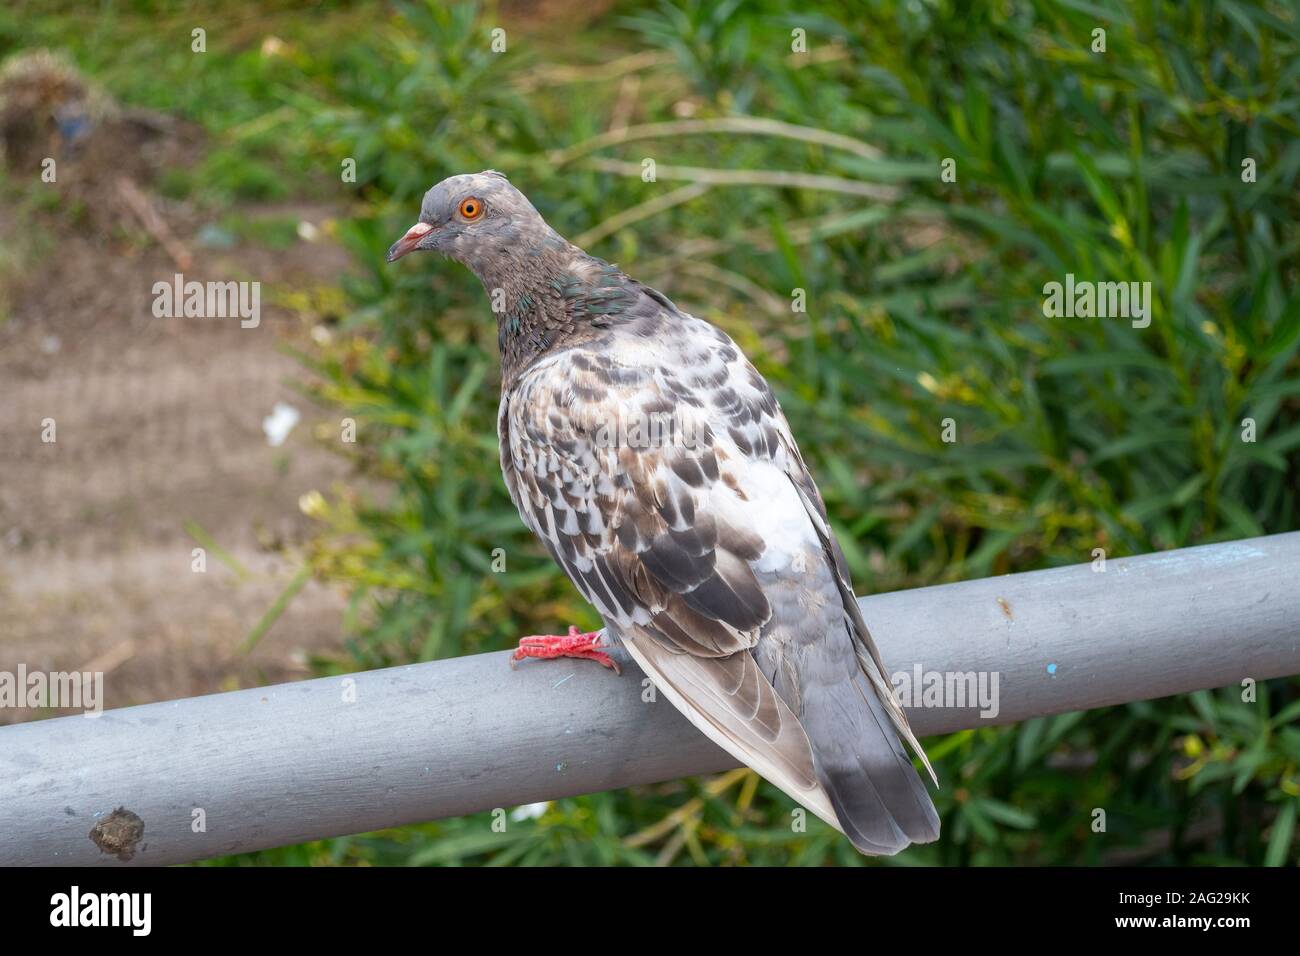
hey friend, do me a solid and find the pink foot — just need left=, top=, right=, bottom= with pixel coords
left=510, top=625, right=620, bottom=675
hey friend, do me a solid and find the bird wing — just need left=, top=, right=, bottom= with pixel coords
left=499, top=309, right=852, bottom=826
left=499, top=302, right=931, bottom=834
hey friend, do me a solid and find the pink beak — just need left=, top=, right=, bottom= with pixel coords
left=386, top=222, right=434, bottom=262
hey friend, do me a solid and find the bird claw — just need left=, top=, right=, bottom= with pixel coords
left=510, top=625, right=620, bottom=675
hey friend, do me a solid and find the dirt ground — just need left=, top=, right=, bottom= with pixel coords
left=0, top=95, right=358, bottom=721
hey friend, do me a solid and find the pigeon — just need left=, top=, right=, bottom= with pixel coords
left=388, top=170, right=940, bottom=855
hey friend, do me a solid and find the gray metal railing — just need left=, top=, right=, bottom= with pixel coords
left=1, top=533, right=1297, bottom=865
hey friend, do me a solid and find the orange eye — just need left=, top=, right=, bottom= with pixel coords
left=458, top=197, right=484, bottom=221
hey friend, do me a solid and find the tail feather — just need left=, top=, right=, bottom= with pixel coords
left=794, top=640, right=940, bottom=855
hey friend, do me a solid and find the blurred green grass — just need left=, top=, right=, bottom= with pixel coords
left=5, top=0, right=1297, bottom=865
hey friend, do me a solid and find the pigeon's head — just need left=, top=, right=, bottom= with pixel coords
left=385, top=170, right=550, bottom=273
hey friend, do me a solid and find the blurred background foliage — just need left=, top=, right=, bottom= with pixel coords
left=5, top=0, right=1297, bottom=865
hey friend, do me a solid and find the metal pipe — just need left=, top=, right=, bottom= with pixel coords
left=2, top=534, right=1297, bottom=865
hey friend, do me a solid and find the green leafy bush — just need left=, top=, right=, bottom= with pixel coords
left=272, top=0, right=1298, bottom=865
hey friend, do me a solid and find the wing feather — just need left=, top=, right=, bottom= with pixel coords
left=618, top=625, right=842, bottom=831
left=499, top=294, right=933, bottom=840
